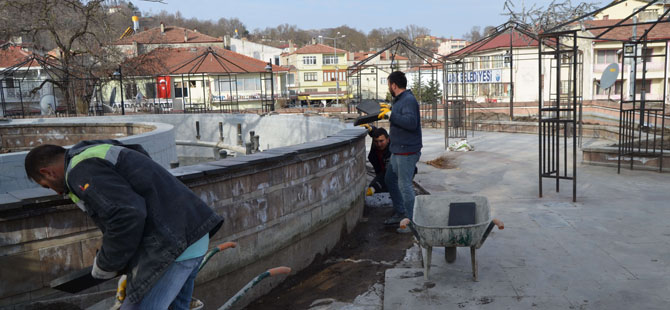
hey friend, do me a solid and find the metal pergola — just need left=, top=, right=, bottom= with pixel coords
left=346, top=36, right=445, bottom=127
left=0, top=54, right=103, bottom=117
left=443, top=21, right=544, bottom=147
left=538, top=0, right=670, bottom=202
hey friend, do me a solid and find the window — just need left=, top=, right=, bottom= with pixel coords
left=214, top=79, right=237, bottom=92
left=634, top=80, right=653, bottom=94
left=642, top=48, right=654, bottom=63
left=174, top=82, right=188, bottom=97
left=124, top=83, right=138, bottom=100
left=287, top=73, right=295, bottom=85
left=145, top=82, right=156, bottom=98
left=492, top=55, right=504, bottom=68
left=380, top=77, right=387, bottom=85
left=479, top=56, right=490, bottom=69
left=323, top=55, right=338, bottom=65
left=304, top=72, right=317, bottom=81
left=253, top=51, right=261, bottom=59
left=4, top=77, right=14, bottom=88
left=596, top=50, right=618, bottom=64
left=322, top=71, right=344, bottom=81
left=595, top=80, right=622, bottom=95
left=235, top=78, right=261, bottom=91
left=303, top=56, right=316, bottom=65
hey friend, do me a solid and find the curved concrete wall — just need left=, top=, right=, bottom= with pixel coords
left=0, top=113, right=365, bottom=309
left=0, top=121, right=177, bottom=193
left=0, top=114, right=345, bottom=193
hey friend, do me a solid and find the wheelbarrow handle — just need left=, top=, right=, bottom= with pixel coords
left=399, top=218, right=411, bottom=229
left=399, top=218, right=421, bottom=241
left=477, top=218, right=504, bottom=249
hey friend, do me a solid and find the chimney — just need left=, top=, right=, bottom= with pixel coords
left=184, top=29, right=188, bottom=42
left=223, top=35, right=231, bottom=50
left=132, top=16, right=139, bottom=32
left=289, top=40, right=295, bottom=53
left=132, top=41, right=138, bottom=57
left=311, top=37, right=316, bottom=45
left=160, top=23, right=165, bottom=34
left=385, top=50, right=389, bottom=60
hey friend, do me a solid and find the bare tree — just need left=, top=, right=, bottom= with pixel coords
left=502, top=0, right=600, bottom=34
left=1, top=0, right=121, bottom=113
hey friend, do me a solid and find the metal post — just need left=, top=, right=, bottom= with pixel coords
left=119, top=66, right=125, bottom=115
left=219, top=122, right=224, bottom=142
left=335, top=37, right=339, bottom=106
left=509, top=28, right=514, bottom=120
left=270, top=60, right=275, bottom=111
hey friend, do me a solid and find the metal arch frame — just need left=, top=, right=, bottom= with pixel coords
left=0, top=54, right=100, bottom=118
left=169, top=47, right=254, bottom=113
left=537, top=0, right=670, bottom=203
left=346, top=36, right=446, bottom=127
left=444, top=20, right=543, bottom=147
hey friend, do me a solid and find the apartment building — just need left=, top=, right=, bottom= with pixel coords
left=284, top=43, right=348, bottom=106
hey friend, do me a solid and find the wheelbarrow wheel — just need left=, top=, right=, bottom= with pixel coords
left=445, top=246, right=457, bottom=264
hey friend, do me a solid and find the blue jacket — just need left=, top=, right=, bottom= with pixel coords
left=64, top=140, right=223, bottom=303
left=389, top=89, right=422, bottom=153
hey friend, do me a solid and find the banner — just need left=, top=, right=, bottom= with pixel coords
left=447, top=69, right=502, bottom=84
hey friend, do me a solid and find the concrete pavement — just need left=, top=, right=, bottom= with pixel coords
left=383, top=129, right=670, bottom=310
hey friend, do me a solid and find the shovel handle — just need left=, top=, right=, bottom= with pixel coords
left=268, top=266, right=292, bottom=276
left=217, top=242, right=237, bottom=251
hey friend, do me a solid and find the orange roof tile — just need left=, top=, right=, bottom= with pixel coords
left=292, top=44, right=347, bottom=54
left=447, top=31, right=539, bottom=58
left=114, top=26, right=222, bottom=45
left=122, top=46, right=287, bottom=76
left=582, top=19, right=670, bottom=41
left=0, top=45, right=36, bottom=68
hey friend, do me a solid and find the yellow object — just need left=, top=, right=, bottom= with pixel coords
left=380, top=103, right=390, bottom=109
left=358, top=124, right=372, bottom=132
left=119, top=27, right=134, bottom=40
left=378, top=108, right=391, bottom=119
left=131, top=16, right=139, bottom=22
left=366, top=187, right=374, bottom=196
left=116, top=275, right=127, bottom=302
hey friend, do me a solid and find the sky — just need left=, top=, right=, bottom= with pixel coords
left=133, top=0, right=603, bottom=38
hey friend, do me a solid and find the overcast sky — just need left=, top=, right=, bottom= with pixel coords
left=133, top=0, right=602, bottom=38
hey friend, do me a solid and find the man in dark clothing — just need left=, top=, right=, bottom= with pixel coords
left=379, top=71, right=422, bottom=230
left=24, top=140, right=223, bottom=309
left=365, top=126, right=391, bottom=195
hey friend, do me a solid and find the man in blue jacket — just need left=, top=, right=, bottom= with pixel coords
left=24, top=140, right=223, bottom=309
left=379, top=71, right=422, bottom=230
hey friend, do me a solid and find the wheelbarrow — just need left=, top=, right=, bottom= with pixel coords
left=399, top=194, right=504, bottom=281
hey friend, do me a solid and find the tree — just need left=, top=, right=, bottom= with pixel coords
left=502, top=0, right=599, bottom=34
left=463, top=26, right=482, bottom=42
left=1, top=0, right=122, bottom=114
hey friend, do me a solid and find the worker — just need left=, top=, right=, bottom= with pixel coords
left=378, top=71, right=422, bottom=232
left=24, top=140, right=223, bottom=309
left=360, top=125, right=391, bottom=196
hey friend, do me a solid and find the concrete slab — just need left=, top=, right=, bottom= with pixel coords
left=382, top=130, right=670, bottom=310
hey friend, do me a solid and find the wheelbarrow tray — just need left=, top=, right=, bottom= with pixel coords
left=412, top=195, right=491, bottom=249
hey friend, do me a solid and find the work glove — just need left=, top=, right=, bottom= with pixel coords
left=116, top=274, right=128, bottom=302
left=92, top=255, right=118, bottom=280
left=366, top=187, right=375, bottom=196
left=358, top=123, right=372, bottom=132
left=379, top=103, right=390, bottom=109
left=378, top=107, right=391, bottom=120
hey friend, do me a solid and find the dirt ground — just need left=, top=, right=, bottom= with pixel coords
left=245, top=204, right=415, bottom=309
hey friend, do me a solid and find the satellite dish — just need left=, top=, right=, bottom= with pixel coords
left=599, top=63, right=619, bottom=89
left=39, top=95, right=56, bottom=115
